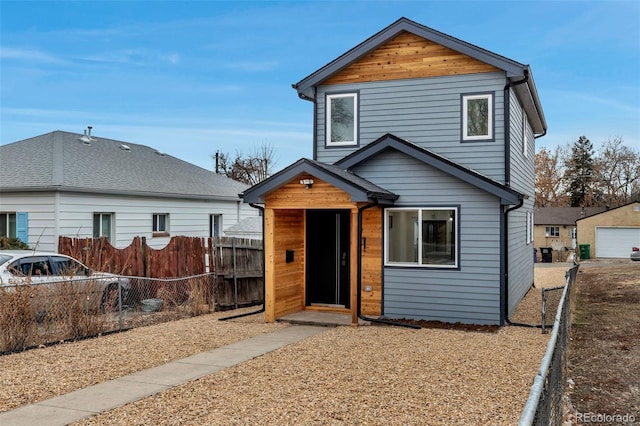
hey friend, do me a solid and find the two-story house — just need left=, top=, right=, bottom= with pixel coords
left=242, top=18, right=546, bottom=325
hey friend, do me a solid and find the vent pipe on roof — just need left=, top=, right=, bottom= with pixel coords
left=79, top=126, right=94, bottom=145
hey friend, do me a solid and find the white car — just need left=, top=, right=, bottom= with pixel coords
left=632, top=246, right=640, bottom=261
left=0, top=250, right=130, bottom=312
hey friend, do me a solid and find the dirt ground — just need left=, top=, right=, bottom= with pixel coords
left=566, top=262, right=640, bottom=425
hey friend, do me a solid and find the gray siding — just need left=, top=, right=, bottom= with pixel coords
left=506, top=89, right=535, bottom=314
left=317, top=72, right=507, bottom=182
left=353, top=150, right=502, bottom=324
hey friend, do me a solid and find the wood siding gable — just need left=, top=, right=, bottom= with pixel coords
left=324, top=31, right=500, bottom=85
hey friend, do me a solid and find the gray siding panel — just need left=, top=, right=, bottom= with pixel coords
left=316, top=72, right=507, bottom=181
left=506, top=89, right=535, bottom=315
left=353, top=151, right=502, bottom=325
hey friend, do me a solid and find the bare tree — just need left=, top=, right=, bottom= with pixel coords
left=595, top=137, right=640, bottom=206
left=535, top=145, right=568, bottom=206
left=212, top=142, right=277, bottom=186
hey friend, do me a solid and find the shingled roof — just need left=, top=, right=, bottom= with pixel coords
left=534, top=207, right=609, bottom=226
left=0, top=131, right=247, bottom=200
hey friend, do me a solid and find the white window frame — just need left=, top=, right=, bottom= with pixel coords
left=522, top=111, right=528, bottom=157
left=93, top=213, right=113, bottom=242
left=210, top=214, right=222, bottom=238
left=545, top=226, right=560, bottom=237
left=462, top=93, right=493, bottom=141
left=384, top=206, right=459, bottom=268
left=0, top=212, right=17, bottom=238
left=152, top=213, right=169, bottom=235
left=326, top=92, right=358, bottom=147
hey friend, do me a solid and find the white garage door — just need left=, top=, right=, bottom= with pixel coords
left=595, top=227, right=640, bottom=258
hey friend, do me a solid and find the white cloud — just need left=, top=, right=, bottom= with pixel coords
left=0, top=46, right=66, bottom=64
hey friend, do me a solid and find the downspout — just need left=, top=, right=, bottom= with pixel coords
left=357, top=202, right=420, bottom=329
left=296, top=87, right=318, bottom=161
left=502, top=197, right=538, bottom=328
left=219, top=202, right=265, bottom=321
left=503, top=70, right=530, bottom=187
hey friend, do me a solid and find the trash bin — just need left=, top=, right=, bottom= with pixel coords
left=540, top=247, right=553, bottom=263
left=579, top=244, right=590, bottom=260
left=533, top=248, right=538, bottom=263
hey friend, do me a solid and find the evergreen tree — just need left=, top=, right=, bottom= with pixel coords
left=564, top=136, right=595, bottom=206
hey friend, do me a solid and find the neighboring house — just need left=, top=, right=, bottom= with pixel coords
left=533, top=206, right=607, bottom=251
left=576, top=201, right=640, bottom=258
left=242, top=18, right=546, bottom=325
left=0, top=130, right=259, bottom=252
left=223, top=216, right=263, bottom=240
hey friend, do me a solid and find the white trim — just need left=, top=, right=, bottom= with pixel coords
left=462, top=93, right=493, bottom=141
left=326, top=92, right=358, bottom=146
left=522, top=111, right=528, bottom=157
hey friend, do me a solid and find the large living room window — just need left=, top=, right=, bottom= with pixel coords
left=462, top=92, right=493, bottom=141
left=385, top=207, right=458, bottom=268
left=326, top=92, right=358, bottom=146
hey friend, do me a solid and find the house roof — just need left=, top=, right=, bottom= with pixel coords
left=534, top=207, right=609, bottom=225
left=224, top=216, right=263, bottom=236
left=336, top=134, right=524, bottom=205
left=0, top=130, right=247, bottom=200
left=574, top=201, right=640, bottom=223
left=292, top=17, right=546, bottom=134
left=241, top=158, right=399, bottom=204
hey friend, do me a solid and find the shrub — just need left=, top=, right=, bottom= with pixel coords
left=0, top=236, right=29, bottom=250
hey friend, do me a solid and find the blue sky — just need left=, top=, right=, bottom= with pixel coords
left=1, top=1, right=639, bottom=172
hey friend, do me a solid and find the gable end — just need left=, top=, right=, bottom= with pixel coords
left=323, top=31, right=500, bottom=85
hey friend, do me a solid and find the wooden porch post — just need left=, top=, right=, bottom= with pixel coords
left=350, top=209, right=359, bottom=326
left=264, top=207, right=276, bottom=322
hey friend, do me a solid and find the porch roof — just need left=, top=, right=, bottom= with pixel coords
left=240, top=158, right=398, bottom=204
left=335, top=134, right=524, bottom=205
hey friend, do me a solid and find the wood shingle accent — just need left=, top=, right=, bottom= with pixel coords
left=323, top=31, right=500, bottom=85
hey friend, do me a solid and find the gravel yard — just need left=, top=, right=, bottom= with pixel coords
left=1, top=264, right=573, bottom=424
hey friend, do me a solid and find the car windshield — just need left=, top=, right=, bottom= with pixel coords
left=0, top=255, right=12, bottom=266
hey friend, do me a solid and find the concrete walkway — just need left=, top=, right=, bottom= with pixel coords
left=0, top=325, right=329, bottom=426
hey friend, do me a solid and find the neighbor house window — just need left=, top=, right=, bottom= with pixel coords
left=0, top=212, right=17, bottom=238
left=93, top=213, right=113, bottom=242
left=326, top=92, right=358, bottom=146
left=385, top=207, right=458, bottom=268
left=545, top=226, right=560, bottom=237
left=152, top=214, right=169, bottom=235
left=522, top=112, right=529, bottom=157
left=210, top=214, right=222, bottom=237
left=462, top=93, right=493, bottom=141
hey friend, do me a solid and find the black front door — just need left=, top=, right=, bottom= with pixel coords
left=305, top=210, right=350, bottom=308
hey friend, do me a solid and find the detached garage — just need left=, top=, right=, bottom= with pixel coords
left=576, top=202, right=640, bottom=259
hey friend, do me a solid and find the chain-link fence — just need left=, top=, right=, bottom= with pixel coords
left=0, top=274, right=215, bottom=354
left=519, top=261, right=580, bottom=426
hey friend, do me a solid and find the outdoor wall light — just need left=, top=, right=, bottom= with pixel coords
left=299, top=179, right=314, bottom=189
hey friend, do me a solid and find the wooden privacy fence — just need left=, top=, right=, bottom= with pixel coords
left=58, top=236, right=263, bottom=309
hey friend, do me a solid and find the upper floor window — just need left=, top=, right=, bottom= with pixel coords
left=522, top=111, right=529, bottom=157
left=462, top=92, right=493, bottom=141
left=326, top=92, right=358, bottom=146
left=153, top=213, right=169, bottom=236
left=385, top=207, right=458, bottom=268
